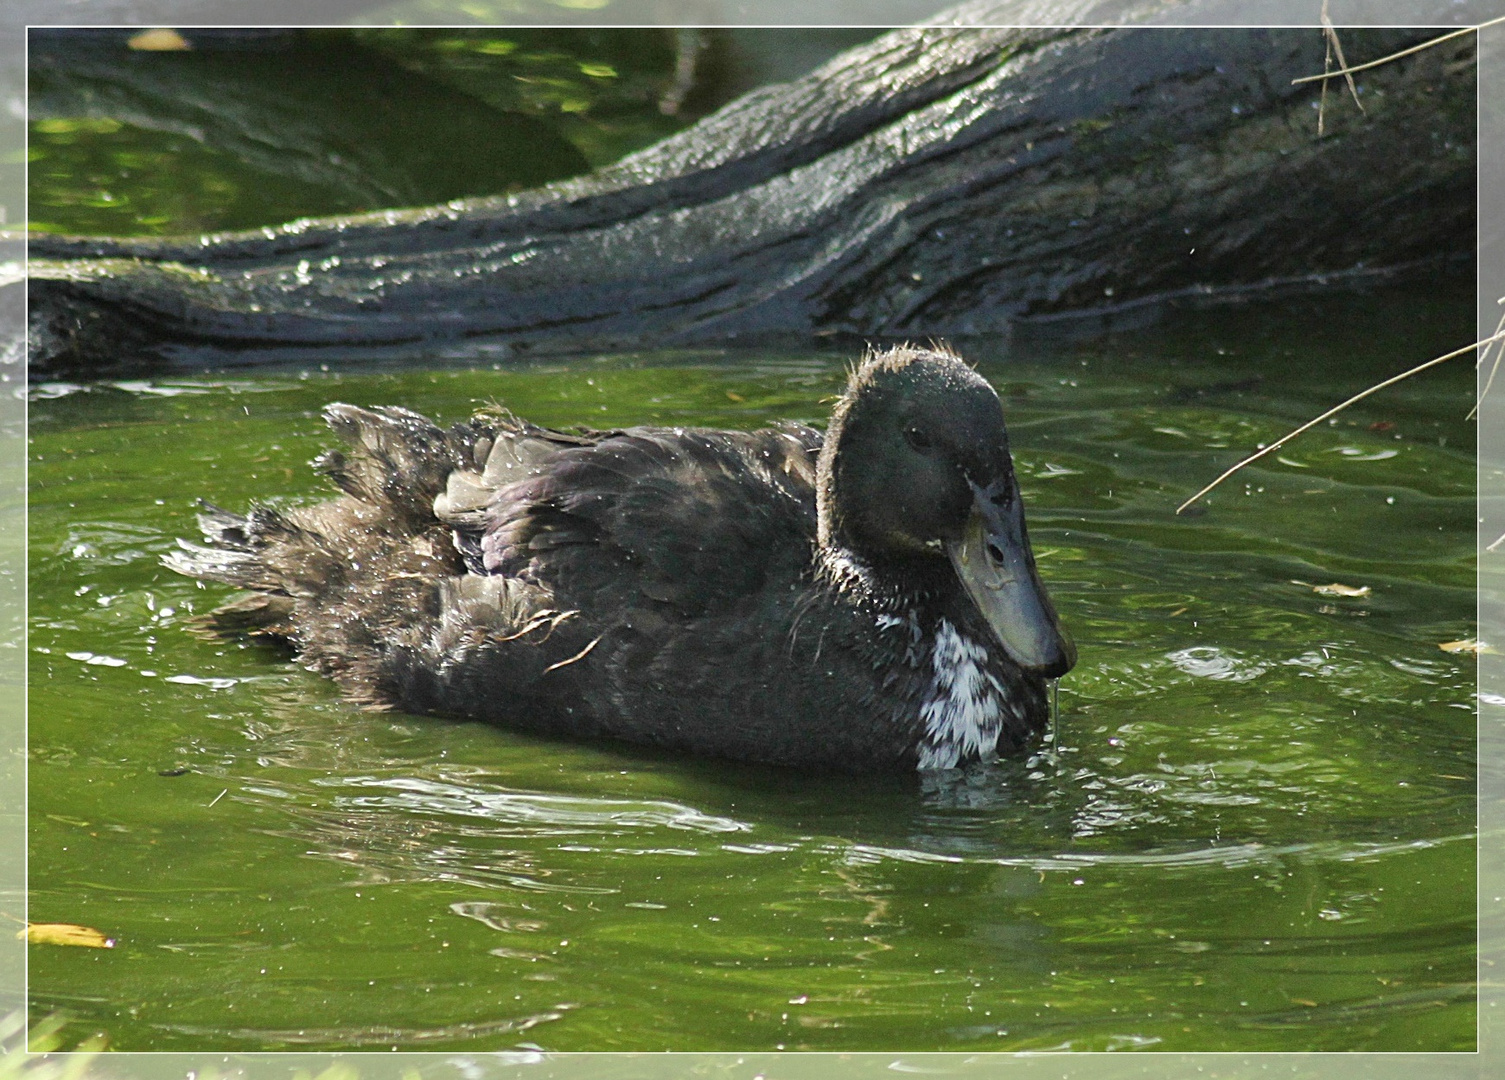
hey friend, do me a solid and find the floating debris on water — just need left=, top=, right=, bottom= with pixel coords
left=23, top=923, right=115, bottom=948
left=1292, top=580, right=1371, bottom=598
left=1439, top=639, right=1493, bottom=654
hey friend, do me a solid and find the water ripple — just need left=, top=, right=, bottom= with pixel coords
left=152, top=1008, right=568, bottom=1047
left=314, top=775, right=753, bottom=835
left=840, top=833, right=1467, bottom=873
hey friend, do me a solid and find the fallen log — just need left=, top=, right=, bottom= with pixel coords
left=27, top=3, right=1476, bottom=375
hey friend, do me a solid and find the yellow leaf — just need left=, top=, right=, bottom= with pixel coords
left=1311, top=583, right=1370, bottom=598
left=21, top=923, right=115, bottom=948
left=1439, top=639, right=1495, bottom=654
left=128, top=28, right=191, bottom=51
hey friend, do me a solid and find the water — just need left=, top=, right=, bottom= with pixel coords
left=27, top=289, right=1477, bottom=1052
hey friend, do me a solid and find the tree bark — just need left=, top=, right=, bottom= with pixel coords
left=27, top=2, right=1476, bottom=375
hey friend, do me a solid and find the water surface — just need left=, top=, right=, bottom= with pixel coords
left=28, top=288, right=1476, bottom=1052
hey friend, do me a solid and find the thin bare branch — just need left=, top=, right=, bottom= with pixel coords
left=1320, top=1, right=1365, bottom=114
left=1176, top=330, right=1505, bottom=514
left=1317, top=20, right=1332, bottom=136
left=1467, top=297, right=1505, bottom=421
left=659, top=28, right=706, bottom=117
left=1292, top=15, right=1503, bottom=87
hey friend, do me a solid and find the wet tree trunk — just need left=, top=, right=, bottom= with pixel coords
left=27, top=3, right=1476, bottom=375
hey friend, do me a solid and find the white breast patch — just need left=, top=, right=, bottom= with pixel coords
left=917, top=619, right=1010, bottom=770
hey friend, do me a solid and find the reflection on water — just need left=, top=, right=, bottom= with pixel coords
left=316, top=775, right=752, bottom=835
left=242, top=774, right=750, bottom=892
left=152, top=1011, right=568, bottom=1049
left=27, top=290, right=1477, bottom=1051
left=26, top=28, right=879, bottom=238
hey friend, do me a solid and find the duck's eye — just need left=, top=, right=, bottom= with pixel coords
left=904, top=427, right=934, bottom=453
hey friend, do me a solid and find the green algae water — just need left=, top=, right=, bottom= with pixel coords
left=27, top=288, right=1476, bottom=1052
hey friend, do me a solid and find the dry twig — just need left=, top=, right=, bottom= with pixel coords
left=1176, top=330, right=1505, bottom=515
left=1318, top=0, right=1364, bottom=128
left=1468, top=297, right=1505, bottom=421
left=1292, top=14, right=1504, bottom=87
left=1317, top=17, right=1332, bottom=135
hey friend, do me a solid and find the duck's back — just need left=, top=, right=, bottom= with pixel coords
left=423, top=420, right=935, bottom=767
left=479, top=424, right=821, bottom=620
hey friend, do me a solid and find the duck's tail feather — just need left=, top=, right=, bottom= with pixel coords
left=166, top=502, right=337, bottom=595
left=314, top=403, right=495, bottom=525
left=162, top=405, right=493, bottom=657
left=162, top=403, right=591, bottom=705
left=162, top=503, right=307, bottom=593
left=198, top=591, right=298, bottom=640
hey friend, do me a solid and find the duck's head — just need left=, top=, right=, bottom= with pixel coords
left=817, top=345, right=1075, bottom=679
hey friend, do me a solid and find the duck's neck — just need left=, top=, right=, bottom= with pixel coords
left=814, top=540, right=956, bottom=615
left=814, top=407, right=850, bottom=550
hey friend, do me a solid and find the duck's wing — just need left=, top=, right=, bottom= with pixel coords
left=466, top=423, right=823, bottom=618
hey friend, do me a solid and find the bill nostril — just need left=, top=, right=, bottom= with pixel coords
left=985, top=541, right=1005, bottom=564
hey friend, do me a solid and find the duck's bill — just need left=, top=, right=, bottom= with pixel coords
left=947, top=479, right=1076, bottom=678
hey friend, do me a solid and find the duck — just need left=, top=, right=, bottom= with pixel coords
left=165, top=345, right=1075, bottom=772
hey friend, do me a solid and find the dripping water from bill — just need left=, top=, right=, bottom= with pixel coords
left=1049, top=677, right=1061, bottom=768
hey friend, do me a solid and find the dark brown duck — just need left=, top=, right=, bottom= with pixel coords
left=166, top=345, right=1075, bottom=771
